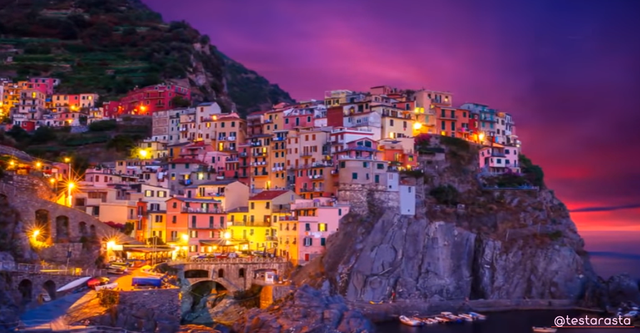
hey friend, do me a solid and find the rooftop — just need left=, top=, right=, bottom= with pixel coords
left=250, top=190, right=290, bottom=201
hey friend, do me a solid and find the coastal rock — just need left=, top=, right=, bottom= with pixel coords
left=606, top=274, right=640, bottom=305
left=0, top=262, right=20, bottom=332
left=233, top=285, right=373, bottom=333
left=294, top=144, right=599, bottom=308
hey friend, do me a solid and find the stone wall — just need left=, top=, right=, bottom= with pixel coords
left=88, top=289, right=181, bottom=333
left=38, top=243, right=100, bottom=267
left=178, top=259, right=290, bottom=291
left=337, top=183, right=400, bottom=216
left=0, top=177, right=137, bottom=264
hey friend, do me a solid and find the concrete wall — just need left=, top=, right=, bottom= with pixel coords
left=6, top=271, right=80, bottom=308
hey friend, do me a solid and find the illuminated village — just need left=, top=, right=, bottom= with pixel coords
left=1, top=78, right=522, bottom=265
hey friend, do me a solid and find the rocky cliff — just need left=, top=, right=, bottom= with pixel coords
left=294, top=136, right=620, bottom=309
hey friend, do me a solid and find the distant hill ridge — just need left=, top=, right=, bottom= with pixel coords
left=0, top=0, right=295, bottom=116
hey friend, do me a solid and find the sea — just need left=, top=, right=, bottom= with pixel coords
left=376, top=231, right=640, bottom=332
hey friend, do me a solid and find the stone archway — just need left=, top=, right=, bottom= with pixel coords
left=18, top=279, right=33, bottom=305
left=185, top=269, right=208, bottom=279
left=43, top=280, right=56, bottom=301
left=35, top=209, right=51, bottom=240
left=55, top=215, right=70, bottom=243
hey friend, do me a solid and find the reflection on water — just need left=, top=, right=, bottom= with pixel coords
left=376, top=310, right=640, bottom=333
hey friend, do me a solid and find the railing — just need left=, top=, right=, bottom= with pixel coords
left=300, top=151, right=313, bottom=157
left=279, top=215, right=297, bottom=221
left=168, top=256, right=288, bottom=264
left=271, top=205, right=291, bottom=213
left=0, top=261, right=104, bottom=276
left=182, top=207, right=224, bottom=214
left=231, top=221, right=272, bottom=227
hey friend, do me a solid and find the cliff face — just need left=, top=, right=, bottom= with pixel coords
left=296, top=137, right=603, bottom=307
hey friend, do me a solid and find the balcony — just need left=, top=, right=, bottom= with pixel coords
left=217, top=136, right=227, bottom=141
left=273, top=137, right=285, bottom=141
left=239, top=152, right=248, bottom=157
left=181, top=207, right=225, bottom=214
left=271, top=166, right=284, bottom=172
left=253, top=171, right=269, bottom=177
left=308, top=174, right=324, bottom=180
left=225, top=157, right=238, bottom=162
left=266, top=236, right=278, bottom=241
left=250, top=141, right=263, bottom=147
left=271, top=205, right=291, bottom=213
left=300, top=151, right=313, bottom=157
left=231, top=221, right=272, bottom=227
left=279, top=215, right=297, bottom=221
left=253, top=151, right=266, bottom=157
left=299, top=187, right=322, bottom=193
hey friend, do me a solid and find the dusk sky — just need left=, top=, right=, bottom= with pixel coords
left=145, top=0, right=640, bottom=233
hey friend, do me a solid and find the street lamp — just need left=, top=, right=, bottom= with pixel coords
left=138, top=149, right=149, bottom=159
left=67, top=182, right=74, bottom=207
left=32, top=229, right=40, bottom=239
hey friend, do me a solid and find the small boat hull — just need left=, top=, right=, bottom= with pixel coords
left=399, top=315, right=423, bottom=327
left=532, top=327, right=557, bottom=333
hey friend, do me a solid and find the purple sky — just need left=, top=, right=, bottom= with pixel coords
left=145, top=0, right=640, bottom=231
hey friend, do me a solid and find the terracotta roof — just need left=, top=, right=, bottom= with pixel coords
left=250, top=190, right=290, bottom=201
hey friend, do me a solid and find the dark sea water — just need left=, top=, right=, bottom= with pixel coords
left=376, top=231, right=640, bottom=333
left=376, top=310, right=640, bottom=333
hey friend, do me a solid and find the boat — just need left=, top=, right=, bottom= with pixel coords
left=434, top=316, right=450, bottom=323
left=532, top=327, right=557, bottom=333
left=369, top=300, right=383, bottom=305
left=399, top=315, right=424, bottom=326
left=458, top=313, right=475, bottom=322
left=469, top=312, right=487, bottom=320
left=56, top=276, right=92, bottom=293
left=623, top=311, right=638, bottom=318
left=441, top=312, right=463, bottom=323
left=420, top=318, right=438, bottom=325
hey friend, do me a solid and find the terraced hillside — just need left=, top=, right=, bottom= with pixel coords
left=0, top=0, right=294, bottom=116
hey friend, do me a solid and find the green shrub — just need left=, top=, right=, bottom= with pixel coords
left=440, top=136, right=471, bottom=152
left=429, top=185, right=460, bottom=205
left=547, top=231, right=563, bottom=241
left=88, top=120, right=118, bottom=132
left=97, top=289, right=119, bottom=308
left=519, top=154, right=545, bottom=187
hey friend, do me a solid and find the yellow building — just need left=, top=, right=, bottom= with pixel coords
left=227, top=190, right=299, bottom=251
left=1, top=83, right=21, bottom=116
left=373, top=105, right=415, bottom=139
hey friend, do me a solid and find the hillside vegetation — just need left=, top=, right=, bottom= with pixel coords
left=0, top=0, right=294, bottom=116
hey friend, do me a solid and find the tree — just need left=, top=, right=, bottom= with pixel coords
left=106, top=134, right=135, bottom=152
left=123, top=222, right=134, bottom=236
left=31, top=126, right=57, bottom=144
left=89, top=120, right=117, bottom=132
left=519, top=154, right=545, bottom=187
left=171, top=96, right=191, bottom=107
left=6, top=125, right=30, bottom=143
left=146, top=236, right=165, bottom=246
left=429, top=185, right=460, bottom=205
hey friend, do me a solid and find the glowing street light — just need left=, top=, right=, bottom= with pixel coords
left=181, top=234, right=189, bottom=242
left=138, top=149, right=149, bottom=159
left=413, top=122, right=422, bottom=130
left=35, top=161, right=42, bottom=168
left=478, top=132, right=485, bottom=142
left=223, top=232, right=231, bottom=239
left=106, top=241, right=116, bottom=250
left=32, top=229, right=40, bottom=238
left=49, top=178, right=55, bottom=184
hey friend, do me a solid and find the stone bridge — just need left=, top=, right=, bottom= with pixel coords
left=0, top=264, right=91, bottom=308
left=168, top=257, right=290, bottom=292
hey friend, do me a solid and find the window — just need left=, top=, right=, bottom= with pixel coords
left=441, top=122, right=445, bottom=130
left=377, top=163, right=384, bottom=170
left=219, top=216, right=224, bottom=228
left=451, top=122, right=455, bottom=131
left=158, top=191, right=167, bottom=197
left=250, top=202, right=255, bottom=209
left=390, top=119, right=394, bottom=126
left=145, top=190, right=153, bottom=197
left=352, top=173, right=358, bottom=180
left=266, top=202, right=270, bottom=209
left=338, top=209, right=342, bottom=216
left=191, top=216, right=196, bottom=228
left=172, top=202, right=177, bottom=209
left=340, top=162, right=346, bottom=168
left=363, top=162, right=368, bottom=168
left=303, top=237, right=313, bottom=246
left=172, top=216, right=177, bottom=223
left=209, top=216, right=214, bottom=228
left=318, top=223, right=327, bottom=231
left=154, top=215, right=163, bottom=223
left=321, top=238, right=326, bottom=246
left=375, top=175, right=380, bottom=183
left=305, top=223, right=310, bottom=231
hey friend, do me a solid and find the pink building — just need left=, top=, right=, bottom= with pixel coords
left=283, top=107, right=315, bottom=130
left=28, top=77, right=59, bottom=95
left=478, top=144, right=520, bottom=174
left=287, top=198, right=349, bottom=264
left=104, top=83, right=191, bottom=116
left=166, top=197, right=226, bottom=257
